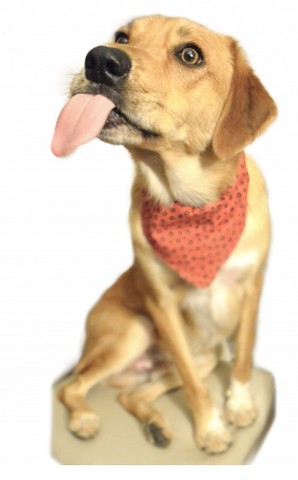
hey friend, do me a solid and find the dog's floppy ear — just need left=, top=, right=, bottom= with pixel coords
left=212, top=41, right=277, bottom=159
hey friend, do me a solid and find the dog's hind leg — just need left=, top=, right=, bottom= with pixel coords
left=119, top=371, right=182, bottom=447
left=58, top=310, right=152, bottom=440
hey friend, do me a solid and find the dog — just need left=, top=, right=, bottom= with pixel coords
left=53, top=15, right=277, bottom=454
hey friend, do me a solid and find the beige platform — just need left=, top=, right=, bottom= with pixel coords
left=52, top=362, right=275, bottom=465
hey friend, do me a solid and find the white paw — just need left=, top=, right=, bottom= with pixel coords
left=69, top=409, right=100, bottom=439
left=226, top=379, right=257, bottom=428
left=196, top=408, right=233, bottom=454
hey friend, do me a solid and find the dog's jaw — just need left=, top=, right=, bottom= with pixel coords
left=99, top=120, right=144, bottom=145
left=99, top=108, right=159, bottom=146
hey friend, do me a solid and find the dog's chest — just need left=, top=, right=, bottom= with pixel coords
left=180, top=250, right=257, bottom=350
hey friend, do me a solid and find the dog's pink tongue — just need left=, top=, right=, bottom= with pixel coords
left=51, top=94, right=115, bottom=157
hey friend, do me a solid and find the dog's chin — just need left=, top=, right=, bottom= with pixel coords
left=98, top=107, right=159, bottom=146
left=99, top=124, right=145, bottom=146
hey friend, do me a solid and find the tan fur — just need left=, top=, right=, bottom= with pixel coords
left=59, top=16, right=277, bottom=453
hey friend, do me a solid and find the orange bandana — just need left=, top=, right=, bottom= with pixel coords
left=141, top=153, right=249, bottom=288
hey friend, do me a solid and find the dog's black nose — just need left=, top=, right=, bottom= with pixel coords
left=85, top=46, right=132, bottom=86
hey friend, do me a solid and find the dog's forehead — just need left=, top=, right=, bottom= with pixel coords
left=119, top=16, right=228, bottom=53
left=128, top=16, right=200, bottom=35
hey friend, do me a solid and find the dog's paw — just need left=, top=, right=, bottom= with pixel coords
left=69, top=409, right=100, bottom=439
left=225, top=379, right=257, bottom=428
left=145, top=413, right=172, bottom=448
left=196, top=408, right=233, bottom=454
left=145, top=422, right=171, bottom=448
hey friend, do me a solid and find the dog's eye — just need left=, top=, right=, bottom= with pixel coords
left=176, top=45, right=204, bottom=67
left=115, top=32, right=129, bottom=44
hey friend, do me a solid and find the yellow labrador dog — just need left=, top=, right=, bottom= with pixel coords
left=53, top=15, right=277, bottom=454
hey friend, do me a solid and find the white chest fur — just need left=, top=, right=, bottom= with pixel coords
left=181, top=247, right=260, bottom=352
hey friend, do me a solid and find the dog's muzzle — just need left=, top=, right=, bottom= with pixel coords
left=85, top=46, right=132, bottom=87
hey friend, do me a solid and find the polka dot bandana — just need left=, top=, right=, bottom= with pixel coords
left=141, top=153, right=249, bottom=288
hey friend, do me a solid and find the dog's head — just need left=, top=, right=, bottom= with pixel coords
left=67, top=15, right=276, bottom=159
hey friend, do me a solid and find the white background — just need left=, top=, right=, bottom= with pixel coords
left=0, top=0, right=297, bottom=475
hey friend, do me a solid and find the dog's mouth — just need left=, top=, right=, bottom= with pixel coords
left=51, top=92, right=158, bottom=157
left=103, top=107, right=158, bottom=139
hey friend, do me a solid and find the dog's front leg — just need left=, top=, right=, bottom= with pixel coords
left=130, top=190, right=232, bottom=453
left=144, top=291, right=232, bottom=453
left=226, top=271, right=263, bottom=428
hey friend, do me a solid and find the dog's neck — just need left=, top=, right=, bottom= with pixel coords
left=129, top=146, right=239, bottom=208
